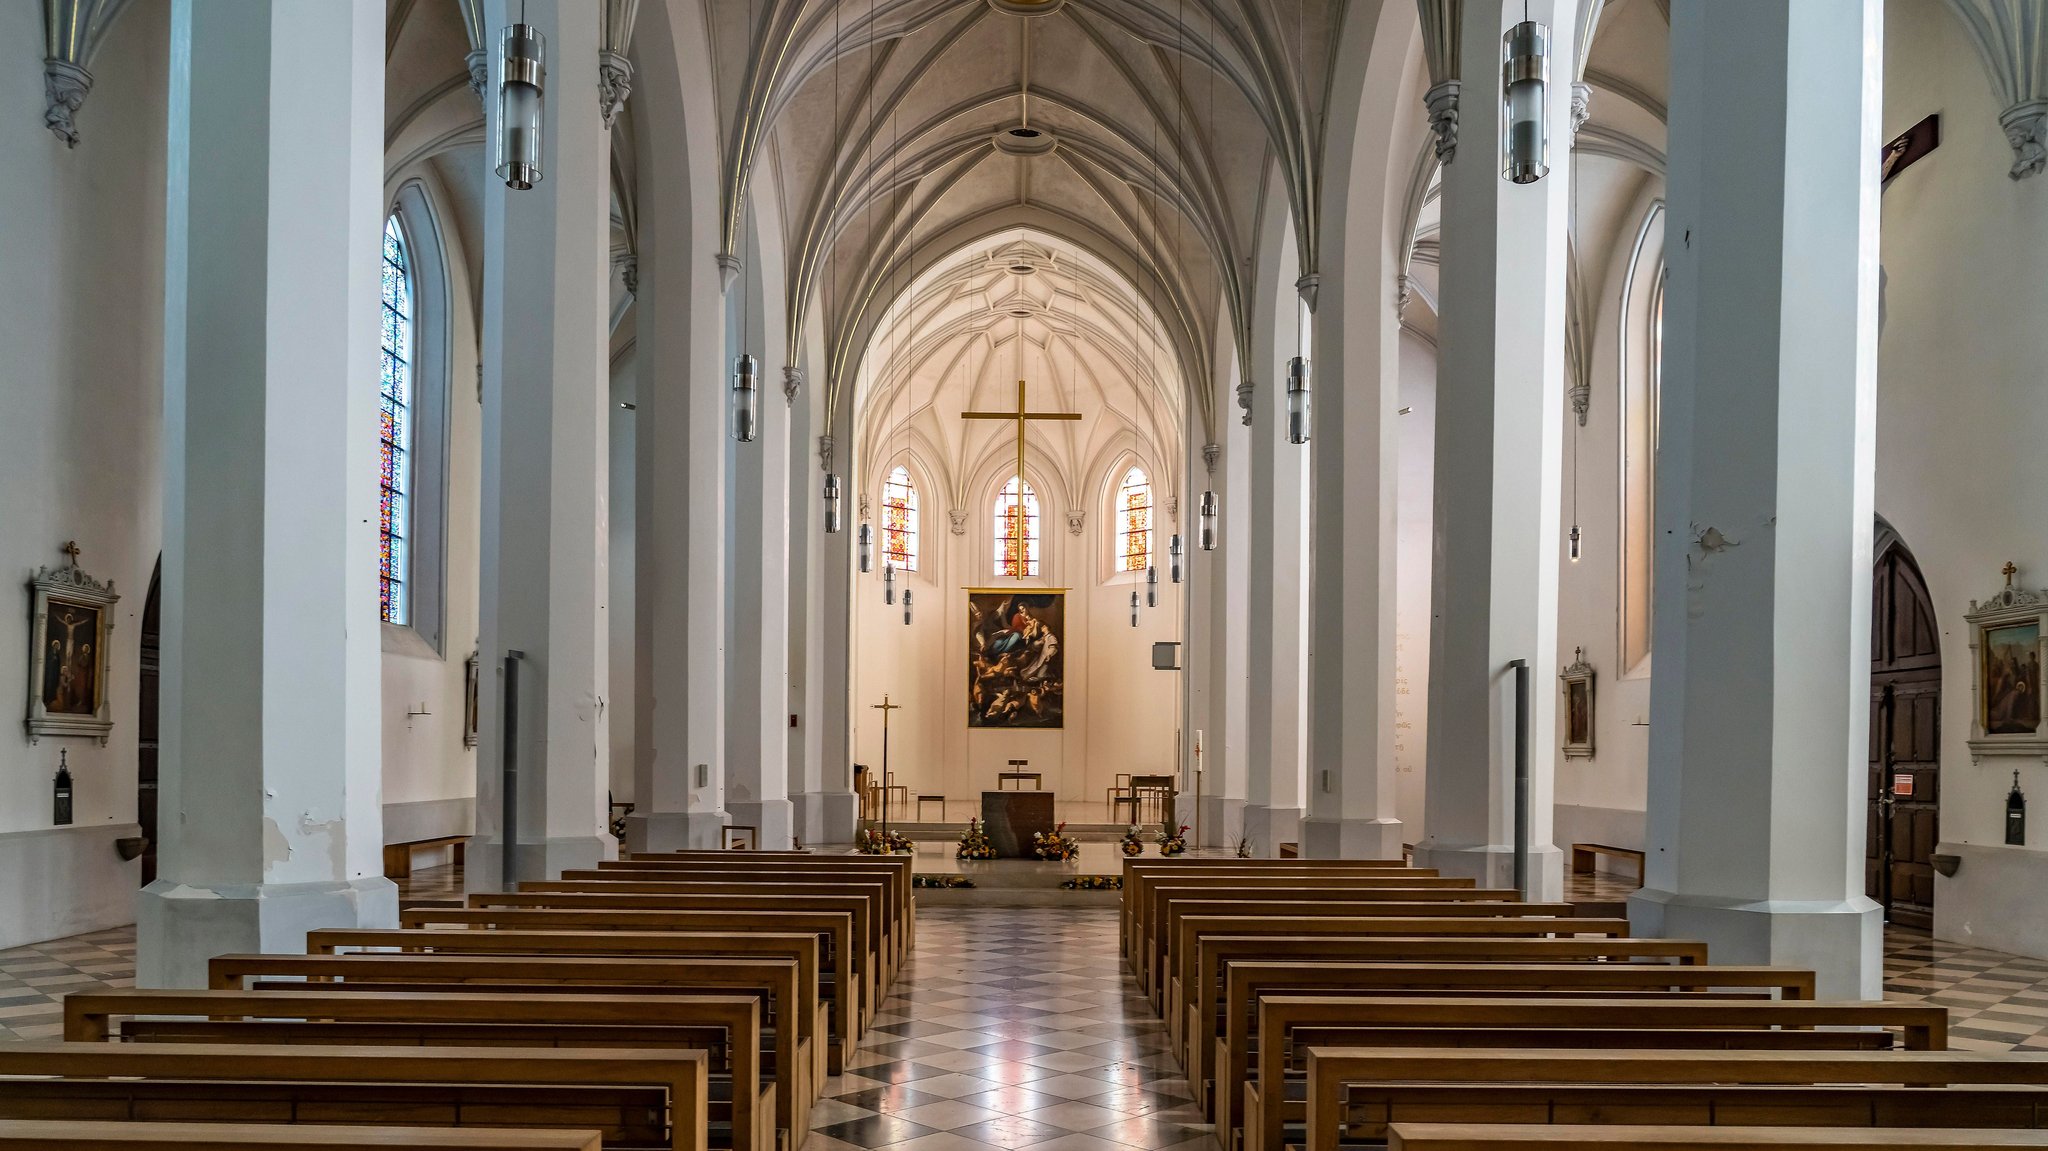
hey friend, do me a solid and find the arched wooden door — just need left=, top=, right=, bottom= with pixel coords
left=138, top=558, right=160, bottom=886
left=1868, top=526, right=1939, bottom=930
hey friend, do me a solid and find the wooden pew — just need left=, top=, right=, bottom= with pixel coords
left=1189, top=953, right=1813, bottom=1119
left=1146, top=894, right=1574, bottom=1002
left=63, top=989, right=774, bottom=1151
left=0, top=1042, right=707, bottom=1151
left=1169, top=915, right=1635, bottom=1047
left=1303, top=1048, right=2048, bottom=1151
left=601, top=858, right=916, bottom=956
left=1119, top=862, right=1433, bottom=963
left=1385, top=1125, right=2048, bottom=1151
left=0, top=1121, right=606, bottom=1149
left=399, top=902, right=863, bottom=1067
left=1242, top=998, right=1949, bottom=1151
left=211, top=948, right=818, bottom=1127
left=546, top=875, right=900, bottom=983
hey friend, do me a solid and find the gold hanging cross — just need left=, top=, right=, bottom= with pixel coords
left=962, top=378, right=1080, bottom=577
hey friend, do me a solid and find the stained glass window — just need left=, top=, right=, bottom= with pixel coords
left=992, top=475, right=1041, bottom=578
left=1116, top=465, right=1153, bottom=573
left=379, top=214, right=413, bottom=625
left=883, top=465, right=918, bottom=572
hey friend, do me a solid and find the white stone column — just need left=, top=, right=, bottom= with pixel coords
left=1243, top=283, right=1310, bottom=857
left=472, top=0, right=615, bottom=887
left=1414, top=0, right=1573, bottom=898
left=139, top=0, right=395, bottom=987
left=1627, top=0, right=1884, bottom=1000
left=623, top=0, right=731, bottom=851
left=726, top=245, right=794, bottom=849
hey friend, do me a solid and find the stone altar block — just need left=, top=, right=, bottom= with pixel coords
left=982, top=790, right=1055, bottom=858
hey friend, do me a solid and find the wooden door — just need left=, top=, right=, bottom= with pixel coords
left=1867, top=537, right=1940, bottom=930
left=138, top=560, right=160, bottom=886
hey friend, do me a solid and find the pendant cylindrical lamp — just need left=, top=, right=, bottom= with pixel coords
left=494, top=23, right=546, bottom=190
left=1285, top=356, right=1311, bottom=444
left=730, top=354, right=760, bottom=442
left=903, top=589, right=913, bottom=626
left=1198, top=491, right=1218, bottom=551
left=1146, top=564, right=1158, bottom=608
left=823, top=473, right=842, bottom=533
left=1169, top=533, right=1183, bottom=583
left=883, top=561, right=896, bottom=605
left=1568, top=523, right=1581, bottom=562
left=1130, top=589, right=1141, bottom=628
left=857, top=522, right=874, bottom=572
left=1501, top=20, right=1550, bottom=185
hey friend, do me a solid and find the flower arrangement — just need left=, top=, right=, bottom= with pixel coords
left=1033, top=821, right=1081, bottom=861
left=856, top=828, right=913, bottom=855
left=1119, top=824, right=1147, bottom=857
left=1158, top=823, right=1190, bottom=856
left=914, top=874, right=975, bottom=889
left=1235, top=835, right=1254, bottom=859
left=956, top=817, right=997, bottom=860
left=1062, top=875, right=1123, bottom=890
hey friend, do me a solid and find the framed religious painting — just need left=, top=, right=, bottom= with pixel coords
left=1967, top=565, right=2048, bottom=757
left=1559, top=647, right=1595, bottom=760
left=967, top=589, right=1065, bottom=728
left=25, top=544, right=119, bottom=746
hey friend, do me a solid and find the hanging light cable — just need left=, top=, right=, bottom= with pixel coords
left=1567, top=126, right=1582, bottom=562
left=1286, top=0, right=1311, bottom=445
left=821, top=0, right=842, bottom=533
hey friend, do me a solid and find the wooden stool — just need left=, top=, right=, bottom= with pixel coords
left=916, top=795, right=946, bottom=821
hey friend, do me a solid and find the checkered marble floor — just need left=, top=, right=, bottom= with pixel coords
left=10, top=904, right=2048, bottom=1147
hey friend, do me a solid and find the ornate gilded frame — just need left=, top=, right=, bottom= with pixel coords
left=26, top=553, right=119, bottom=746
left=1559, top=647, right=1596, bottom=761
left=1966, top=570, right=2048, bottom=759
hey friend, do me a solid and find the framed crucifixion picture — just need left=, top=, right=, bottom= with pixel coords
left=1968, top=564, right=2048, bottom=757
left=26, top=542, right=119, bottom=746
left=1559, top=647, right=1595, bottom=760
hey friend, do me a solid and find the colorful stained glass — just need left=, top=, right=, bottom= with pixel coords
left=379, top=214, right=412, bottom=625
left=992, top=475, right=1040, bottom=578
left=1117, top=466, right=1152, bottom=573
left=882, top=466, right=918, bottom=572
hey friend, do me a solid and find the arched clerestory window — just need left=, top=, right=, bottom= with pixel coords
left=1114, top=465, right=1153, bottom=573
left=883, top=465, right=918, bottom=573
left=379, top=213, right=414, bottom=625
left=379, top=182, right=453, bottom=652
left=993, top=475, right=1041, bottom=578
left=1620, top=200, right=1666, bottom=674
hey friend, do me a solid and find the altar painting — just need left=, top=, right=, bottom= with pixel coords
left=968, top=590, right=1064, bottom=728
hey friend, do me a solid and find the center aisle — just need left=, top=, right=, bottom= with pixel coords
left=809, top=906, right=1214, bottom=1151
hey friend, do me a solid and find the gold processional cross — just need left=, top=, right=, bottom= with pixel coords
left=961, top=378, right=1081, bottom=577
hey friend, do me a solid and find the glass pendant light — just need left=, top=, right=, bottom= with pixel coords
left=1569, top=523, right=1581, bottom=562
left=494, top=22, right=546, bottom=190
left=902, top=588, right=913, bottom=626
left=1169, top=534, right=1183, bottom=583
left=823, top=473, right=842, bottom=533
left=1285, top=356, right=1311, bottom=444
left=1146, top=564, right=1158, bottom=608
left=730, top=354, right=759, bottom=442
left=1130, top=589, right=1141, bottom=628
left=883, top=561, right=896, bottom=605
left=1199, top=491, right=1218, bottom=551
left=857, top=522, right=873, bottom=573
left=1501, top=18, right=1550, bottom=184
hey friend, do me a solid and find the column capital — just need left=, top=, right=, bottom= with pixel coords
left=1235, top=380, right=1255, bottom=426
left=1424, top=79, right=1461, bottom=164
left=1202, top=440, right=1221, bottom=475
left=716, top=251, right=744, bottom=292
left=598, top=49, right=634, bottom=128
left=42, top=59, right=92, bottom=148
left=465, top=48, right=488, bottom=104
left=782, top=364, right=805, bottom=405
left=1570, top=81, right=1593, bottom=139
left=2000, top=99, right=2048, bottom=180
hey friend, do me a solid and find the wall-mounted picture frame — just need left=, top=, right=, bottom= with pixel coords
left=1967, top=566, right=2048, bottom=757
left=1560, top=647, right=1595, bottom=760
left=26, top=544, right=119, bottom=746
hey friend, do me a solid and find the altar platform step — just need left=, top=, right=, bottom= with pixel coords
left=884, top=821, right=1159, bottom=843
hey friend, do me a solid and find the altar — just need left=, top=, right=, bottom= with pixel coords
left=981, top=789, right=1055, bottom=857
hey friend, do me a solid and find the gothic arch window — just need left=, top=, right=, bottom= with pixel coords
left=993, top=475, right=1042, bottom=578
left=1619, top=200, right=1666, bottom=674
left=1114, top=464, right=1154, bottom=573
left=380, top=181, right=452, bottom=653
left=379, top=213, right=414, bottom=625
left=883, top=465, right=919, bottom=573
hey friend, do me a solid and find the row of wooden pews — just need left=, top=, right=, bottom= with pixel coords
left=1120, top=856, right=2048, bottom=1151
left=7, top=848, right=911, bottom=1151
